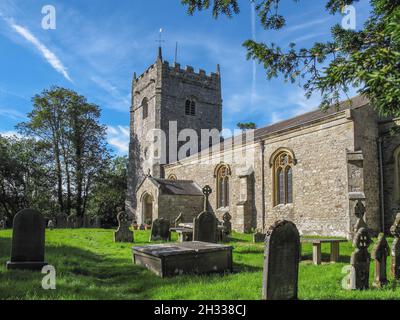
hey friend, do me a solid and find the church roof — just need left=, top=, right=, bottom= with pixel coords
left=149, top=177, right=203, bottom=196
left=253, top=95, right=369, bottom=139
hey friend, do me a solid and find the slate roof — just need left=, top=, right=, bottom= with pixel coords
left=252, top=95, right=369, bottom=140
left=150, top=177, right=203, bottom=196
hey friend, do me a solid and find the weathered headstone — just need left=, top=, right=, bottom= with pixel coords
left=193, top=185, right=218, bottom=243
left=0, top=219, right=5, bottom=230
left=56, top=213, right=68, bottom=228
left=6, top=208, right=47, bottom=270
left=220, top=212, right=232, bottom=242
left=47, top=220, right=55, bottom=230
left=253, top=229, right=266, bottom=243
left=150, top=218, right=171, bottom=241
left=114, top=211, right=133, bottom=242
left=174, top=212, right=183, bottom=227
left=390, top=213, right=400, bottom=280
left=262, top=220, right=300, bottom=300
left=354, top=200, right=368, bottom=235
left=371, top=233, right=389, bottom=288
left=350, top=227, right=372, bottom=290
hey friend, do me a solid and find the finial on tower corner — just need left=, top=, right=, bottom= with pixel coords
left=156, top=28, right=164, bottom=62
left=216, top=64, right=221, bottom=75
left=133, top=72, right=137, bottom=83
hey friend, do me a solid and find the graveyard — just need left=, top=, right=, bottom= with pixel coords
left=1, top=226, right=400, bottom=300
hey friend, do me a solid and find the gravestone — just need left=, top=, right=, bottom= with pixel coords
left=56, top=213, right=68, bottom=228
left=150, top=218, right=171, bottom=241
left=350, top=227, right=372, bottom=290
left=253, top=229, right=266, bottom=243
left=390, top=213, right=400, bottom=280
left=353, top=200, right=368, bottom=235
left=114, top=211, right=133, bottom=242
left=47, top=220, right=55, bottom=230
left=371, top=233, right=389, bottom=288
left=262, top=220, right=300, bottom=300
left=6, top=208, right=47, bottom=270
left=193, top=185, right=218, bottom=243
left=0, top=219, right=5, bottom=230
left=174, top=212, right=183, bottom=227
left=220, top=212, right=232, bottom=242
left=92, top=215, right=101, bottom=228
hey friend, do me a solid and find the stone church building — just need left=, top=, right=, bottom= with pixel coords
left=126, top=48, right=400, bottom=238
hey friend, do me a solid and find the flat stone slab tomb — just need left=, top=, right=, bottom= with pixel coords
left=132, top=241, right=233, bottom=277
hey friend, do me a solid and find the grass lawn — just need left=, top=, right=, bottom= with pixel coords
left=0, top=228, right=399, bottom=300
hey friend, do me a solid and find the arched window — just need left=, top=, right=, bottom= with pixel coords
left=167, top=174, right=177, bottom=181
left=142, top=98, right=148, bottom=119
left=215, top=164, right=231, bottom=208
left=272, top=149, right=295, bottom=206
left=185, top=99, right=196, bottom=116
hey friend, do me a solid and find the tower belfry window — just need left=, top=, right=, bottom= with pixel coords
left=142, top=98, right=148, bottom=119
left=185, top=99, right=196, bottom=116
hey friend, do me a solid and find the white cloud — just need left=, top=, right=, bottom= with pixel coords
left=0, top=107, right=26, bottom=120
left=0, top=130, right=21, bottom=138
left=2, top=17, right=72, bottom=82
left=107, top=125, right=130, bottom=155
left=285, top=17, right=332, bottom=33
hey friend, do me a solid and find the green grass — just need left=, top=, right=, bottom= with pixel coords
left=0, top=229, right=399, bottom=300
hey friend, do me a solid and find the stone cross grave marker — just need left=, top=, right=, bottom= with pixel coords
left=150, top=218, right=171, bottom=241
left=6, top=208, right=47, bottom=270
left=114, top=211, right=134, bottom=242
left=371, top=233, right=389, bottom=288
left=193, top=185, right=218, bottom=243
left=390, top=213, right=400, bottom=280
left=262, top=220, right=300, bottom=300
left=354, top=200, right=368, bottom=235
left=350, top=227, right=372, bottom=290
left=221, top=212, right=232, bottom=242
left=174, top=212, right=183, bottom=227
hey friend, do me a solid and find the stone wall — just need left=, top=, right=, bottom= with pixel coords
left=165, top=111, right=357, bottom=236
left=380, top=118, right=400, bottom=231
left=158, top=194, right=204, bottom=223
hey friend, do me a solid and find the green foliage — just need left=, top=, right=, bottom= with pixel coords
left=0, top=135, right=56, bottom=223
left=182, top=0, right=400, bottom=117
left=1, top=229, right=400, bottom=299
left=237, top=122, right=257, bottom=130
left=17, top=87, right=111, bottom=218
left=87, top=156, right=127, bottom=227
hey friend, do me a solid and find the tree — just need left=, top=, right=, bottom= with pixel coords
left=17, top=87, right=110, bottom=220
left=87, top=156, right=127, bottom=227
left=237, top=122, right=257, bottom=130
left=0, top=135, right=55, bottom=224
left=181, top=0, right=400, bottom=117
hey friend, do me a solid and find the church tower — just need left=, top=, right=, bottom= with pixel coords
left=126, top=47, right=222, bottom=219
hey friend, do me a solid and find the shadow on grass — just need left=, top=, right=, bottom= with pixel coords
left=233, top=262, right=262, bottom=273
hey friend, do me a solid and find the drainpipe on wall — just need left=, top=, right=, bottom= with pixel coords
left=378, top=136, right=385, bottom=233
left=259, top=140, right=266, bottom=232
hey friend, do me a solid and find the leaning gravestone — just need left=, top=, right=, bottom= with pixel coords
left=262, top=220, right=300, bottom=300
left=114, top=211, right=133, bottom=242
left=193, top=185, right=218, bottom=243
left=150, top=218, right=171, bottom=241
left=6, top=208, right=47, bottom=270
left=371, top=233, right=389, bottom=288
left=350, top=227, right=372, bottom=290
left=390, top=213, right=400, bottom=280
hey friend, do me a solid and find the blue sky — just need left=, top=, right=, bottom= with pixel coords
left=0, top=0, right=370, bottom=155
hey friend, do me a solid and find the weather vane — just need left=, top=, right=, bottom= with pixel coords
left=156, top=28, right=165, bottom=47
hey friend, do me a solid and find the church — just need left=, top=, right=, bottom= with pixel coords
left=126, top=48, right=400, bottom=239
